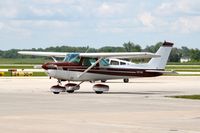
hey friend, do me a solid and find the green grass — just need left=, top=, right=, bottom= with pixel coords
left=0, top=58, right=52, bottom=64
left=165, top=65, right=200, bottom=72
left=166, top=66, right=200, bottom=69
left=166, top=69, right=200, bottom=72
left=33, top=72, right=47, bottom=76
left=170, top=95, right=200, bottom=100
left=168, top=62, right=200, bottom=65
left=0, top=65, right=34, bottom=69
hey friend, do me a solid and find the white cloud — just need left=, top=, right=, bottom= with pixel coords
left=0, top=1, right=19, bottom=18
left=29, top=6, right=65, bottom=16
left=172, top=16, right=200, bottom=33
left=0, top=21, right=31, bottom=39
left=0, top=0, right=200, bottom=49
left=155, top=0, right=200, bottom=16
left=136, top=0, right=200, bottom=34
left=32, top=0, right=69, bottom=4
left=97, top=2, right=127, bottom=17
left=138, top=12, right=155, bottom=27
left=0, top=22, right=4, bottom=30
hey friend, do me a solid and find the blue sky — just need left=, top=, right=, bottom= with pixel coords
left=0, top=0, right=200, bottom=50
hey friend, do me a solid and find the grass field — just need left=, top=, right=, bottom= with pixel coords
left=0, top=58, right=51, bottom=64
left=166, top=65, right=200, bottom=72
left=170, top=95, right=200, bottom=100
left=0, top=65, right=34, bottom=69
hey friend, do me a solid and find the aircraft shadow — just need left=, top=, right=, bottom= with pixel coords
left=99, top=81, right=166, bottom=84
left=74, top=91, right=181, bottom=95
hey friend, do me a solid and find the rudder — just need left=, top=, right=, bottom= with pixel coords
left=147, top=41, right=173, bottom=70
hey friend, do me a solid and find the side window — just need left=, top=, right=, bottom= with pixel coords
left=82, top=58, right=97, bottom=66
left=120, top=62, right=126, bottom=65
left=82, top=58, right=92, bottom=66
left=110, top=60, right=119, bottom=65
left=100, top=59, right=109, bottom=66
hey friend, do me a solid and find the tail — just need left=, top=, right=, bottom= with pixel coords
left=147, top=41, right=173, bottom=70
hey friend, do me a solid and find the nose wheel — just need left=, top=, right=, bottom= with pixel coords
left=65, top=83, right=80, bottom=93
left=50, top=85, right=66, bottom=94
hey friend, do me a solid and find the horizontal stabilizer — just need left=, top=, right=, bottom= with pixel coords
left=146, top=70, right=177, bottom=74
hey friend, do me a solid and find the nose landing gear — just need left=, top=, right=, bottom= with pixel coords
left=50, top=85, right=66, bottom=94
left=65, top=83, right=80, bottom=93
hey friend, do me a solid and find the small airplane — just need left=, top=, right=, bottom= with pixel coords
left=18, top=41, right=174, bottom=94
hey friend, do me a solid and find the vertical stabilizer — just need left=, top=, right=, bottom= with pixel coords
left=148, top=41, right=173, bottom=70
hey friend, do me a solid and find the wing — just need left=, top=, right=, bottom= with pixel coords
left=18, top=51, right=67, bottom=57
left=18, top=51, right=160, bottom=59
left=80, top=52, right=160, bottom=59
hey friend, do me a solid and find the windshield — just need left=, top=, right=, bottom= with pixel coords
left=63, top=53, right=80, bottom=63
left=63, top=53, right=109, bottom=66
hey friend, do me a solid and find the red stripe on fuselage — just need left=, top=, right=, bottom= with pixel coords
left=42, top=62, right=163, bottom=77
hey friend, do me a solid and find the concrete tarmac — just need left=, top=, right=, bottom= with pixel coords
left=0, top=76, right=200, bottom=133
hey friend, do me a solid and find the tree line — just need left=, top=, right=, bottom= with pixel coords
left=0, top=42, right=200, bottom=62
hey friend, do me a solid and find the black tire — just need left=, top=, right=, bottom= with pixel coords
left=101, top=80, right=106, bottom=83
left=67, top=90, right=75, bottom=93
left=53, top=92, right=60, bottom=94
left=123, top=78, right=129, bottom=83
left=95, top=91, right=103, bottom=94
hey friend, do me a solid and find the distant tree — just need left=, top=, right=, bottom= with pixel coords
left=0, top=42, right=199, bottom=64
left=123, top=41, right=141, bottom=52
left=144, top=42, right=162, bottom=53
left=168, top=48, right=182, bottom=62
left=0, top=50, right=2, bottom=57
left=98, top=46, right=125, bottom=52
left=181, top=46, right=190, bottom=58
left=190, top=49, right=200, bottom=61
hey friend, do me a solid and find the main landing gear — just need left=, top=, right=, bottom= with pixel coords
left=50, top=82, right=82, bottom=94
left=50, top=81, right=109, bottom=94
left=93, top=84, right=109, bottom=94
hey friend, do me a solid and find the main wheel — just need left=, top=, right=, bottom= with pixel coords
left=95, top=91, right=103, bottom=94
left=101, top=80, right=106, bottom=83
left=123, top=78, right=129, bottom=83
left=93, top=84, right=109, bottom=94
left=66, top=90, right=75, bottom=93
left=53, top=92, right=60, bottom=94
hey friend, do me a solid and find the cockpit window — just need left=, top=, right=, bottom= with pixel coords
left=63, top=53, right=80, bottom=63
left=82, top=58, right=93, bottom=66
left=82, top=58, right=109, bottom=67
left=63, top=54, right=109, bottom=67
left=100, top=59, right=109, bottom=66
left=110, top=60, right=119, bottom=65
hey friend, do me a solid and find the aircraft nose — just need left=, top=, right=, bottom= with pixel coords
left=42, top=63, right=48, bottom=70
left=42, top=63, right=57, bottom=70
